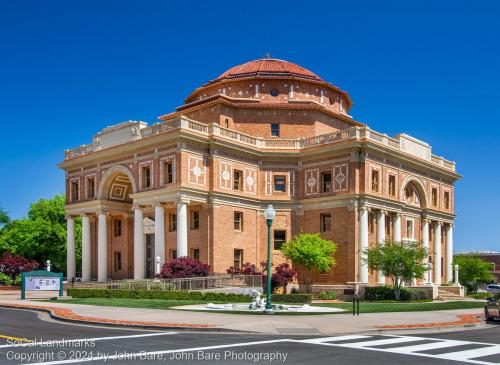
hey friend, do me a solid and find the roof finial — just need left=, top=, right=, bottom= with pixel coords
left=265, top=52, right=272, bottom=59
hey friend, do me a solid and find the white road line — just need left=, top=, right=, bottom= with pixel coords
left=332, top=336, right=424, bottom=348
left=0, top=332, right=177, bottom=349
left=383, top=339, right=466, bottom=353
left=296, top=335, right=500, bottom=365
left=434, top=344, right=500, bottom=362
left=26, top=339, right=291, bottom=365
left=303, top=335, right=371, bottom=344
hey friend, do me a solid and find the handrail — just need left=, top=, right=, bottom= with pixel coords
left=63, top=117, right=456, bottom=171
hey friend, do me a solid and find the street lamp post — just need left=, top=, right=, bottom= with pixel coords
left=264, top=204, right=276, bottom=314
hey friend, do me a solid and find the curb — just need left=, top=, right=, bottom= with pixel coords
left=0, top=303, right=227, bottom=332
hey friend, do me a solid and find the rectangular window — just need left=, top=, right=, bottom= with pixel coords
left=271, top=123, right=280, bottom=137
left=113, top=251, right=122, bottom=272
left=273, top=230, right=287, bottom=250
left=234, top=211, right=243, bottom=231
left=368, top=213, right=374, bottom=233
left=371, top=170, right=379, bottom=192
left=169, top=213, right=177, bottom=232
left=273, top=175, right=286, bottom=192
left=192, top=248, right=200, bottom=261
left=170, top=249, right=177, bottom=260
left=388, top=175, right=396, bottom=196
left=321, top=172, right=332, bottom=193
left=233, top=169, right=243, bottom=191
left=320, top=213, right=332, bottom=232
left=164, top=161, right=173, bottom=184
left=444, top=191, right=450, bottom=209
left=113, top=219, right=122, bottom=237
left=191, top=211, right=200, bottom=230
left=142, top=165, right=151, bottom=188
left=432, top=187, right=438, bottom=206
left=233, top=249, right=243, bottom=270
left=406, top=219, right=414, bottom=240
left=71, top=180, right=79, bottom=201
left=86, top=177, right=95, bottom=198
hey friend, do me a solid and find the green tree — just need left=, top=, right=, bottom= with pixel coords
left=453, top=255, right=494, bottom=294
left=0, top=205, right=9, bottom=228
left=280, top=233, right=336, bottom=293
left=0, top=195, right=81, bottom=273
left=365, top=241, right=428, bottom=300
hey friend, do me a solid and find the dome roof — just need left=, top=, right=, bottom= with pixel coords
left=207, top=58, right=324, bottom=84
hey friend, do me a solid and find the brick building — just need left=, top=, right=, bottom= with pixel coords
left=61, top=58, right=460, bottom=288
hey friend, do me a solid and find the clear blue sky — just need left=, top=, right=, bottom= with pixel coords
left=0, top=1, right=498, bottom=252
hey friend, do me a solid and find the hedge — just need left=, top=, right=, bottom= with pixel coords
left=67, top=288, right=252, bottom=302
left=365, top=286, right=430, bottom=301
left=67, top=289, right=312, bottom=304
left=270, top=294, right=312, bottom=304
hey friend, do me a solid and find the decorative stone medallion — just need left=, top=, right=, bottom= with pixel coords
left=221, top=170, right=230, bottom=181
left=307, top=177, right=317, bottom=188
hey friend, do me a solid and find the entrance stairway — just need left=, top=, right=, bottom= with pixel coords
left=436, top=288, right=467, bottom=301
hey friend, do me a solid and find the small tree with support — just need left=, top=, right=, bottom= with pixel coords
left=364, top=240, right=427, bottom=300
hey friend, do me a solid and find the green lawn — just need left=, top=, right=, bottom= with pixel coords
left=53, top=298, right=485, bottom=314
left=317, top=301, right=485, bottom=313
left=55, top=298, right=211, bottom=310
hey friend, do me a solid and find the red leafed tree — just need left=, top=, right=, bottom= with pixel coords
left=158, top=257, right=210, bottom=279
left=0, top=253, right=39, bottom=280
left=226, top=262, right=262, bottom=276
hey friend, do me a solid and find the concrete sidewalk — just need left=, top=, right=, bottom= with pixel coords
left=0, top=291, right=486, bottom=335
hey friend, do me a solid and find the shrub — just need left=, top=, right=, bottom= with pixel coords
left=158, top=257, right=209, bottom=279
left=67, top=288, right=252, bottom=302
left=227, top=262, right=261, bottom=276
left=365, top=286, right=430, bottom=301
left=270, top=293, right=312, bottom=304
left=0, top=272, right=13, bottom=286
left=467, top=292, right=491, bottom=300
left=13, top=274, right=22, bottom=286
left=318, top=291, right=337, bottom=300
left=0, top=253, right=38, bottom=280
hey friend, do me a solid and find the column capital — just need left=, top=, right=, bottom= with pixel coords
left=132, top=203, right=142, bottom=211
left=65, top=214, right=75, bottom=220
left=378, top=209, right=388, bottom=216
left=153, top=201, right=165, bottom=209
left=177, top=196, right=190, bottom=205
left=435, top=221, right=443, bottom=227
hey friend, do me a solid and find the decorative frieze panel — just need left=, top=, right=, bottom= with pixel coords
left=244, top=167, right=257, bottom=194
left=305, top=168, right=319, bottom=196
left=188, top=155, right=206, bottom=186
left=333, top=163, right=348, bottom=192
left=219, top=161, right=233, bottom=190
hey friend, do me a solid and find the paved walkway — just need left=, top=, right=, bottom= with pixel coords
left=0, top=291, right=485, bottom=335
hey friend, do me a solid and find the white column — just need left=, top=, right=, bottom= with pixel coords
left=134, top=206, right=145, bottom=279
left=154, top=204, right=165, bottom=270
left=433, top=222, right=442, bottom=285
left=454, top=264, right=460, bottom=286
left=177, top=200, right=188, bottom=258
left=81, top=215, right=91, bottom=281
left=392, top=213, right=402, bottom=242
left=358, top=206, right=369, bottom=284
left=422, top=218, right=431, bottom=285
left=97, top=213, right=108, bottom=282
left=376, top=210, right=386, bottom=285
left=66, top=217, right=75, bottom=281
left=445, top=224, right=453, bottom=283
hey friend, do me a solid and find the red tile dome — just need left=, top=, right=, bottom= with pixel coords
left=208, top=58, right=324, bottom=84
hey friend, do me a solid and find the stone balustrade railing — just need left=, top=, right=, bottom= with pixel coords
left=64, top=116, right=456, bottom=171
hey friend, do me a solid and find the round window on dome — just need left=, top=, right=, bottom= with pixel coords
left=270, top=89, right=279, bottom=97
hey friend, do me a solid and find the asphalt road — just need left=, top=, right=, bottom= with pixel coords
left=0, top=307, right=499, bottom=365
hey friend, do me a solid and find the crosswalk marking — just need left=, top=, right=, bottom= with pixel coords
left=304, top=335, right=371, bottom=344
left=433, top=344, right=500, bottom=362
left=298, top=335, right=500, bottom=365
